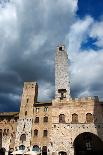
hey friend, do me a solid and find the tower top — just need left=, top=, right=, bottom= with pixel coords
left=55, top=45, right=70, bottom=99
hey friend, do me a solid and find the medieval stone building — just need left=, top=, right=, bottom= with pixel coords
left=0, top=45, right=103, bottom=155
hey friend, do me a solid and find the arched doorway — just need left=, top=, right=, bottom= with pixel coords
left=74, top=132, right=103, bottom=155
left=0, top=148, right=6, bottom=155
left=42, top=146, right=47, bottom=155
left=58, top=151, right=67, bottom=155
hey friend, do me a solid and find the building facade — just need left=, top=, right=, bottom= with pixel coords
left=0, top=45, right=103, bottom=155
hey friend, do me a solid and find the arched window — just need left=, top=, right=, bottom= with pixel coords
left=43, top=130, right=48, bottom=137
left=34, top=117, right=39, bottom=123
left=86, top=113, right=93, bottom=123
left=34, top=129, right=38, bottom=136
left=72, top=113, right=78, bottom=123
left=59, top=114, right=65, bottom=123
left=20, top=134, right=26, bottom=142
left=43, top=116, right=48, bottom=123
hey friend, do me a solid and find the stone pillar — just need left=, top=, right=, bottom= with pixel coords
left=69, top=148, right=74, bottom=155
left=5, top=151, right=8, bottom=155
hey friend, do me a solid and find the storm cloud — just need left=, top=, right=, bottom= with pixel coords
left=0, top=0, right=78, bottom=111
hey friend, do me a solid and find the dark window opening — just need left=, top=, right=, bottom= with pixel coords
left=59, top=114, right=65, bottom=123
left=44, top=116, right=48, bottom=123
left=58, top=89, right=67, bottom=100
left=27, top=98, right=29, bottom=103
left=59, top=46, right=63, bottom=51
left=34, top=129, right=38, bottom=137
left=35, top=117, right=39, bottom=123
left=20, top=134, right=26, bottom=142
left=86, top=113, right=93, bottom=123
left=43, top=130, right=48, bottom=137
left=25, top=111, right=27, bottom=116
left=42, top=146, right=47, bottom=155
left=72, top=113, right=78, bottom=123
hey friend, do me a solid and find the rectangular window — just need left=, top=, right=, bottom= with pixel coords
left=35, top=108, right=39, bottom=113
left=44, top=116, right=48, bottom=123
left=44, top=107, right=48, bottom=112
left=34, top=130, right=38, bottom=136
left=34, top=117, right=39, bottom=123
left=43, top=130, right=48, bottom=137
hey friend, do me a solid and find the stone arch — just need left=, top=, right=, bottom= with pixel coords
left=73, top=132, right=103, bottom=155
left=58, top=151, right=67, bottom=155
left=57, top=144, right=70, bottom=155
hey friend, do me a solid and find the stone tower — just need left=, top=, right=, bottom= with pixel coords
left=15, top=82, right=38, bottom=150
left=55, top=45, right=70, bottom=99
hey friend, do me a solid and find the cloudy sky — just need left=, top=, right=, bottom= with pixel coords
left=0, top=0, right=103, bottom=111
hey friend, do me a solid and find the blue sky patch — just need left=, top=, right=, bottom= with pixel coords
left=77, top=0, right=103, bottom=20
left=81, top=37, right=101, bottom=51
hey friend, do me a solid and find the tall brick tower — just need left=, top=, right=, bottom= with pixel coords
left=55, top=45, right=70, bottom=99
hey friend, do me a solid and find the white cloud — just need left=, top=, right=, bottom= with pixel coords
left=90, top=21, right=103, bottom=48
left=65, top=16, right=93, bottom=57
left=65, top=16, right=103, bottom=98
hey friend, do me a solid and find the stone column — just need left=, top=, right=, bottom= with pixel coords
left=5, top=151, right=8, bottom=155
left=69, top=148, right=74, bottom=155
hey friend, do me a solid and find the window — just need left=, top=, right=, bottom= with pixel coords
left=44, top=116, right=48, bottom=123
left=86, top=113, right=93, bottom=123
left=59, top=114, right=65, bottom=123
left=42, top=146, right=47, bottom=155
left=72, top=113, right=78, bottom=123
left=35, top=108, right=39, bottom=113
left=25, top=111, right=27, bottom=116
left=34, top=129, right=38, bottom=137
left=34, top=117, right=39, bottom=123
left=59, top=46, right=63, bottom=51
left=20, top=134, right=26, bottom=142
left=43, top=130, right=48, bottom=137
left=44, top=107, right=48, bottom=112
left=27, top=98, right=29, bottom=103
left=58, top=89, right=66, bottom=100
